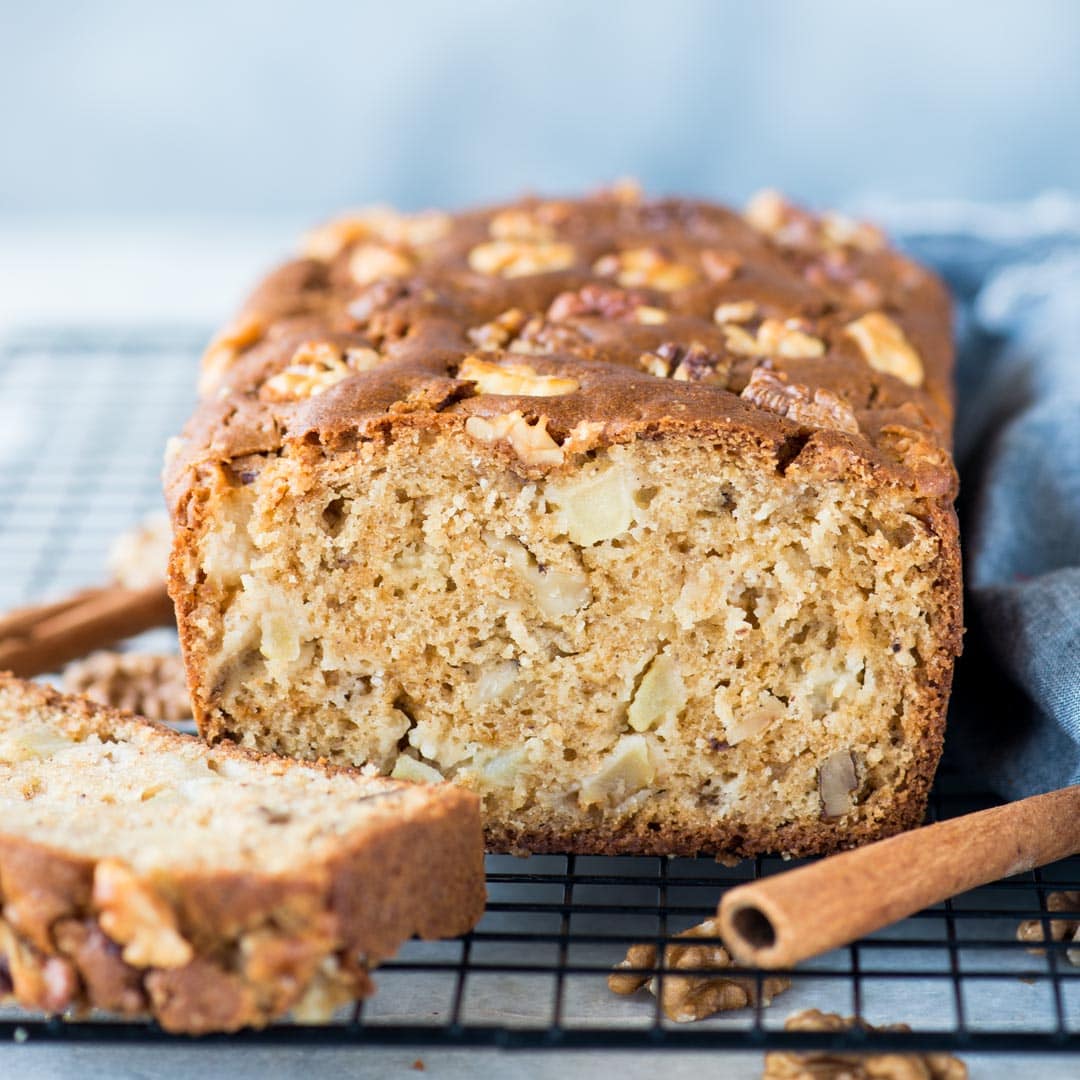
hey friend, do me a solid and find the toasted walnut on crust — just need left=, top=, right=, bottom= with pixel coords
left=260, top=341, right=381, bottom=402
left=348, top=243, right=416, bottom=286
left=458, top=355, right=580, bottom=397
left=741, top=367, right=860, bottom=435
left=93, top=860, right=194, bottom=969
left=762, top=1010, right=967, bottom=1080
left=546, top=283, right=653, bottom=323
left=593, top=246, right=700, bottom=291
left=608, top=918, right=791, bottom=1023
left=1017, top=891, right=1080, bottom=966
left=723, top=317, right=826, bottom=360
left=745, top=189, right=885, bottom=255
left=640, top=342, right=730, bottom=385
left=845, top=312, right=924, bottom=387
left=302, top=206, right=451, bottom=260
left=62, top=652, right=191, bottom=724
left=468, top=239, right=576, bottom=278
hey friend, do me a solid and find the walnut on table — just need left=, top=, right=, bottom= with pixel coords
left=762, top=1009, right=967, bottom=1080
left=608, top=918, right=791, bottom=1023
left=1016, top=890, right=1080, bottom=966
left=62, top=652, right=192, bottom=723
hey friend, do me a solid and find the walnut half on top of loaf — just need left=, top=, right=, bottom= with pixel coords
left=0, top=676, right=485, bottom=1033
left=165, top=186, right=962, bottom=858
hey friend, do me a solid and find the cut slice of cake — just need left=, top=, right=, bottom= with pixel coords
left=0, top=676, right=485, bottom=1033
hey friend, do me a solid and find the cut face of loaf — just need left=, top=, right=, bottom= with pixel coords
left=167, top=188, right=962, bottom=857
left=0, top=677, right=485, bottom=1032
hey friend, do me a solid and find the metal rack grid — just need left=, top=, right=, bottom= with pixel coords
left=0, top=330, right=1076, bottom=1054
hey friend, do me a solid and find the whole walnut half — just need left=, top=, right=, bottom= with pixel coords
left=608, top=918, right=790, bottom=1022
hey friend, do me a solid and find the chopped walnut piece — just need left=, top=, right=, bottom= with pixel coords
left=458, top=355, right=579, bottom=397
left=391, top=754, right=445, bottom=784
left=108, top=512, right=172, bottom=589
left=348, top=242, right=416, bottom=286
left=467, top=308, right=529, bottom=351
left=465, top=411, right=565, bottom=467
left=62, top=652, right=192, bottom=724
left=701, top=249, right=742, bottom=283
left=261, top=341, right=379, bottom=402
left=93, top=860, right=194, bottom=969
left=302, top=206, right=450, bottom=260
left=579, top=734, right=654, bottom=808
left=199, top=313, right=264, bottom=395
left=845, top=312, right=924, bottom=387
left=713, top=300, right=759, bottom=324
left=741, top=367, right=860, bottom=435
left=627, top=652, right=687, bottom=732
left=0, top=917, right=78, bottom=1013
left=1017, top=891, right=1080, bottom=966
left=818, top=750, right=859, bottom=820
left=877, top=424, right=956, bottom=497
left=745, top=190, right=886, bottom=255
left=763, top=1010, right=968, bottom=1080
left=608, top=919, right=791, bottom=1023
left=724, top=317, right=825, bottom=359
left=546, top=282, right=651, bottom=322
left=641, top=341, right=729, bottom=385
left=593, top=247, right=700, bottom=292
left=606, top=177, right=644, bottom=204
left=821, top=211, right=887, bottom=254
left=488, top=208, right=554, bottom=242
left=481, top=533, right=591, bottom=619
left=468, top=239, right=576, bottom=278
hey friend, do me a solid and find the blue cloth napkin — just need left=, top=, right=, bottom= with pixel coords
left=890, top=201, right=1080, bottom=798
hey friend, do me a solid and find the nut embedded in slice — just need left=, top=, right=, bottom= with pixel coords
left=465, top=411, right=565, bottom=467
left=818, top=750, right=859, bottom=820
left=579, top=734, right=654, bottom=808
left=390, top=754, right=445, bottom=784
left=546, top=466, right=639, bottom=546
left=627, top=651, right=687, bottom=733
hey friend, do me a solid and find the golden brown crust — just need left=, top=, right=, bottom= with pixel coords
left=164, top=189, right=956, bottom=518
left=0, top=676, right=486, bottom=1033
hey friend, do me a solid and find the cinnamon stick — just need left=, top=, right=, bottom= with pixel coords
left=719, top=785, right=1080, bottom=969
left=0, top=584, right=175, bottom=678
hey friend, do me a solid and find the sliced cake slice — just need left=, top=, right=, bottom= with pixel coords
left=0, top=675, right=485, bottom=1033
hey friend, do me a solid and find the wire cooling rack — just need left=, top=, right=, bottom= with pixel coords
left=0, top=329, right=1076, bottom=1054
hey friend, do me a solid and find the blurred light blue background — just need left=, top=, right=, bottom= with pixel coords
left=3, top=0, right=1080, bottom=220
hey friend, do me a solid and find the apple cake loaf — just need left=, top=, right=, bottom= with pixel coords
left=0, top=676, right=484, bottom=1032
left=166, top=186, right=962, bottom=858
